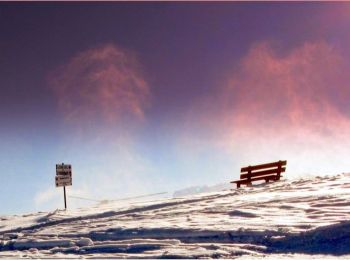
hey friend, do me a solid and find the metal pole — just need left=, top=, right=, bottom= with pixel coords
left=63, top=186, right=67, bottom=210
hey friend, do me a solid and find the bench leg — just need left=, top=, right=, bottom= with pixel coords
left=237, top=183, right=240, bottom=188
left=277, top=173, right=281, bottom=180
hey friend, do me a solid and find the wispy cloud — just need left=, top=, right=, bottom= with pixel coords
left=221, top=41, right=349, bottom=131
left=49, top=44, right=150, bottom=134
left=184, top=41, right=350, bottom=176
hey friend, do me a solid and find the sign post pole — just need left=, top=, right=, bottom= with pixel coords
left=63, top=186, right=67, bottom=210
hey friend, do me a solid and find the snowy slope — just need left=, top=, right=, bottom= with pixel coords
left=1, top=173, right=350, bottom=259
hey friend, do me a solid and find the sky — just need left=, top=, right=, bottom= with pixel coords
left=1, top=2, right=350, bottom=214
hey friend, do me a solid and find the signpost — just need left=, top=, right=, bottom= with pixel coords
left=55, top=163, right=72, bottom=210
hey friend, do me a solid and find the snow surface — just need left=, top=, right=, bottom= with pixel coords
left=1, top=173, right=350, bottom=258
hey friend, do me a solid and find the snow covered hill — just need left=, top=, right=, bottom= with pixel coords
left=1, top=173, right=350, bottom=259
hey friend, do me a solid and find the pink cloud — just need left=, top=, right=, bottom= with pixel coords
left=185, top=41, right=350, bottom=175
left=49, top=44, right=150, bottom=129
left=223, top=41, right=349, bottom=131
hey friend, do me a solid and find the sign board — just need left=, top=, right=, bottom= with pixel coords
left=55, top=164, right=72, bottom=187
left=55, top=163, right=72, bottom=210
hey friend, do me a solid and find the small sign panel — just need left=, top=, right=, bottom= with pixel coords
left=55, top=176, right=71, bottom=181
left=55, top=179, right=72, bottom=187
left=55, top=163, right=72, bottom=187
left=56, top=164, right=71, bottom=170
left=56, top=171, right=72, bottom=177
left=56, top=168, right=72, bottom=174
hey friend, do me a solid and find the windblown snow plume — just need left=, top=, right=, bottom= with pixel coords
left=42, top=44, right=154, bottom=211
left=185, top=41, right=350, bottom=176
left=221, top=41, right=349, bottom=132
left=49, top=44, right=150, bottom=129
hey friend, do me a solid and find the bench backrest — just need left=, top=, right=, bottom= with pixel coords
left=240, top=160, right=287, bottom=181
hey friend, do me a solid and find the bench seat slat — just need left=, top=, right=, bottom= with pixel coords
left=231, top=174, right=282, bottom=184
left=241, top=160, right=287, bottom=172
left=240, top=167, right=286, bottom=179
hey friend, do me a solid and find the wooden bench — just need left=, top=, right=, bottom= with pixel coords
left=231, top=160, right=287, bottom=188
